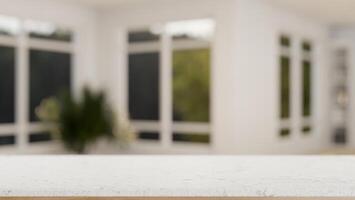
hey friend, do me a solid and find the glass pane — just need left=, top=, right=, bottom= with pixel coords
left=173, top=133, right=210, bottom=144
left=302, top=41, right=312, bottom=52
left=0, top=15, right=20, bottom=36
left=334, top=127, right=347, bottom=144
left=302, top=126, right=312, bottom=134
left=26, top=20, right=72, bottom=42
left=279, top=129, right=290, bottom=138
left=166, top=19, right=215, bottom=41
left=29, top=132, right=52, bottom=143
left=280, top=56, right=291, bottom=119
left=303, top=60, right=312, bottom=116
left=0, top=135, right=15, bottom=146
left=129, top=53, right=160, bottom=120
left=29, top=50, right=71, bottom=122
left=128, top=30, right=160, bottom=43
left=137, top=132, right=160, bottom=141
left=0, top=46, right=15, bottom=123
left=173, top=48, right=210, bottom=122
left=280, top=35, right=290, bottom=47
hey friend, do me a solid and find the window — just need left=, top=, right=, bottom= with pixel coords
left=302, top=41, right=312, bottom=117
left=0, top=46, right=15, bottom=124
left=128, top=28, right=161, bottom=141
left=28, top=132, right=52, bottom=143
left=26, top=20, right=72, bottom=42
left=128, top=52, right=160, bottom=121
left=29, top=50, right=71, bottom=122
left=278, top=35, right=314, bottom=138
left=279, top=35, right=291, bottom=138
left=279, top=129, right=291, bottom=138
left=0, top=134, right=16, bottom=146
left=173, top=133, right=210, bottom=144
left=137, top=132, right=160, bottom=141
left=128, top=19, right=214, bottom=145
left=0, top=15, right=74, bottom=151
left=26, top=20, right=73, bottom=143
left=301, top=41, right=313, bottom=134
left=128, top=30, right=160, bottom=43
left=0, top=15, right=19, bottom=149
left=172, top=49, right=210, bottom=122
left=280, top=56, right=290, bottom=119
left=170, top=19, right=213, bottom=144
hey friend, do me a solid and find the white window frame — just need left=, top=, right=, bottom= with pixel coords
left=278, top=33, right=293, bottom=139
left=126, top=19, right=214, bottom=151
left=0, top=16, right=75, bottom=153
left=300, top=39, right=313, bottom=135
left=278, top=32, right=316, bottom=140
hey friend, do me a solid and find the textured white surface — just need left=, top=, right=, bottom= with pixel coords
left=0, top=156, right=355, bottom=197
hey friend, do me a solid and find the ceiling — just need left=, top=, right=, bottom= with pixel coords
left=64, top=0, right=355, bottom=24
left=268, top=0, right=355, bottom=24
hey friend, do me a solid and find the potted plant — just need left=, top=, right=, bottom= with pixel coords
left=36, top=87, right=134, bottom=154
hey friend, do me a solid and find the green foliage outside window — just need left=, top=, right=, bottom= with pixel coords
left=280, top=56, right=290, bottom=119
left=303, top=60, right=312, bottom=116
left=173, top=48, right=210, bottom=122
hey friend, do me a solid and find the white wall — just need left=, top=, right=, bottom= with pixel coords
left=231, top=0, right=331, bottom=154
left=97, top=0, right=333, bottom=154
left=0, top=0, right=333, bottom=154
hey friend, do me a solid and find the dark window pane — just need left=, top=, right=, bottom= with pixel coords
left=334, top=127, right=347, bottom=144
left=303, top=60, right=312, bottom=117
left=173, top=48, right=210, bottom=122
left=29, top=50, right=71, bottom=122
left=173, top=133, right=210, bottom=144
left=280, top=35, right=290, bottom=47
left=27, top=21, right=72, bottom=42
left=279, top=129, right=290, bottom=138
left=0, top=135, right=15, bottom=146
left=29, top=132, right=52, bottom=143
left=280, top=56, right=291, bottom=119
left=137, top=132, right=160, bottom=141
left=129, top=53, right=160, bottom=120
left=302, top=126, right=312, bottom=134
left=302, top=41, right=312, bottom=52
left=0, top=46, right=15, bottom=123
left=128, top=30, right=159, bottom=43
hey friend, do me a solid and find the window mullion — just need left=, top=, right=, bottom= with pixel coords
left=160, top=29, right=172, bottom=148
left=16, top=22, right=29, bottom=152
left=292, top=37, right=301, bottom=138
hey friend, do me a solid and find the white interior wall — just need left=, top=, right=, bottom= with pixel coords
left=231, top=0, right=332, bottom=154
left=97, top=0, right=333, bottom=154
left=0, top=0, right=335, bottom=154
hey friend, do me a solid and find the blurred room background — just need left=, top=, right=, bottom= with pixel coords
left=0, top=0, right=353, bottom=154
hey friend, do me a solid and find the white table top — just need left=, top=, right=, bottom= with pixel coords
left=0, top=156, right=354, bottom=197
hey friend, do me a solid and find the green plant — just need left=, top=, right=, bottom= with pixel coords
left=36, top=87, right=134, bottom=154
